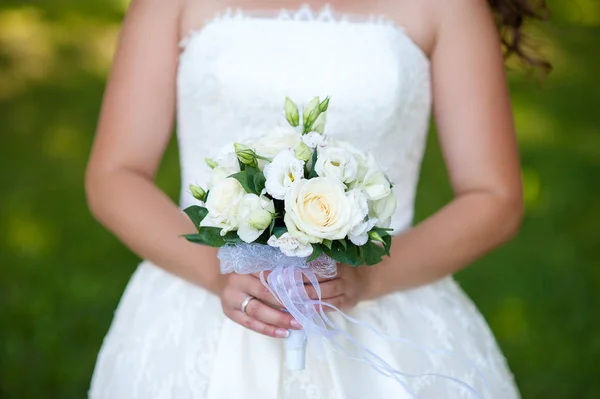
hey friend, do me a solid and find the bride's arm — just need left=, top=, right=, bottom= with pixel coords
left=360, top=0, right=523, bottom=299
left=88, top=0, right=306, bottom=337
left=85, top=0, right=225, bottom=293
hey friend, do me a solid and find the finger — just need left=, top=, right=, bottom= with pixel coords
left=229, top=274, right=280, bottom=308
left=244, top=297, right=301, bottom=330
left=246, top=280, right=283, bottom=309
left=228, top=310, right=291, bottom=339
left=302, top=273, right=337, bottom=284
left=304, top=279, right=344, bottom=300
left=251, top=270, right=272, bottom=280
left=314, top=295, right=346, bottom=313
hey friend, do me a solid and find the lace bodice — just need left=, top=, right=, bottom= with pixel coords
left=176, top=4, right=432, bottom=233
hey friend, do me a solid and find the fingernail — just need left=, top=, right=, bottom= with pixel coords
left=276, top=329, right=290, bottom=338
left=290, top=319, right=302, bottom=329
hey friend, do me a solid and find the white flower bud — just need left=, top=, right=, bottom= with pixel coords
left=205, top=158, right=219, bottom=169
left=248, top=208, right=272, bottom=230
left=368, top=230, right=385, bottom=244
left=234, top=143, right=258, bottom=168
left=284, top=97, right=300, bottom=127
left=319, top=96, right=330, bottom=112
left=303, top=96, right=320, bottom=126
left=294, top=142, right=312, bottom=162
left=311, top=112, right=326, bottom=134
left=237, top=194, right=275, bottom=243
left=189, top=184, right=207, bottom=202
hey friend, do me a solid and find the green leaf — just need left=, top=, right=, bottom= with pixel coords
left=324, top=241, right=362, bottom=267
left=253, top=170, right=266, bottom=194
left=338, top=238, right=348, bottom=251
left=307, top=244, right=323, bottom=262
left=361, top=241, right=386, bottom=265
left=183, top=206, right=209, bottom=231
left=307, top=147, right=319, bottom=179
left=322, top=239, right=333, bottom=250
left=274, top=198, right=285, bottom=215
left=223, top=231, right=244, bottom=244
left=229, top=170, right=257, bottom=194
left=182, top=227, right=226, bottom=247
left=272, top=226, right=288, bottom=238
left=253, top=229, right=271, bottom=245
left=371, top=227, right=392, bottom=256
left=371, top=227, right=393, bottom=236
left=382, top=235, right=392, bottom=256
left=268, top=216, right=276, bottom=235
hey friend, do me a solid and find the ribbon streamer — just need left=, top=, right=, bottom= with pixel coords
left=218, top=244, right=487, bottom=399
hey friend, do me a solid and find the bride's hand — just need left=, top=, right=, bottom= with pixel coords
left=304, top=264, right=367, bottom=311
left=219, top=273, right=302, bottom=339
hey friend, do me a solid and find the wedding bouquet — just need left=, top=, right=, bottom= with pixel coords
left=182, top=97, right=485, bottom=396
left=184, top=96, right=395, bottom=265
left=183, top=96, right=397, bottom=370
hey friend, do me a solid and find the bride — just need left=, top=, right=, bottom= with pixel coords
left=86, top=0, right=547, bottom=397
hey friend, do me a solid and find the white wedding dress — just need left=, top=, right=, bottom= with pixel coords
left=89, top=5, right=521, bottom=399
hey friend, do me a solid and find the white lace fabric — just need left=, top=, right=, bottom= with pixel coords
left=89, top=4, right=520, bottom=399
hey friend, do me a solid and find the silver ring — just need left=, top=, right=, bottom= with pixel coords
left=240, top=295, right=255, bottom=315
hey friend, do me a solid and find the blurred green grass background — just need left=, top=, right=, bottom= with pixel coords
left=1, top=1, right=599, bottom=398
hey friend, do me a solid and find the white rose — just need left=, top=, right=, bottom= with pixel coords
left=253, top=125, right=302, bottom=159
left=314, top=145, right=359, bottom=184
left=264, top=149, right=305, bottom=200
left=284, top=177, right=357, bottom=243
left=267, top=233, right=313, bottom=257
left=302, top=131, right=326, bottom=149
left=201, top=177, right=245, bottom=234
left=237, top=194, right=275, bottom=243
left=369, top=192, right=397, bottom=228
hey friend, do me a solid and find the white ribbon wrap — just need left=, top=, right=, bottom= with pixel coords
left=218, top=244, right=487, bottom=398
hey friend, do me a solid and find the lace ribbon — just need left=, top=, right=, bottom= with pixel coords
left=218, top=244, right=487, bottom=398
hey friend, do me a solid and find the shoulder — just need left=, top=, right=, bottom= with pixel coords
left=385, top=0, right=498, bottom=59
left=428, top=0, right=497, bottom=34
left=179, top=0, right=227, bottom=41
left=383, top=0, right=486, bottom=57
left=380, top=0, right=492, bottom=57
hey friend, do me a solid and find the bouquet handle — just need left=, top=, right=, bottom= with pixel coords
left=285, top=329, right=307, bottom=370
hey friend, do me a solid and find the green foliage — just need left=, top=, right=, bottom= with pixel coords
left=272, top=226, right=288, bottom=238
left=307, top=148, right=319, bottom=179
left=229, top=166, right=265, bottom=196
left=182, top=205, right=236, bottom=247
left=183, top=205, right=208, bottom=228
left=182, top=230, right=225, bottom=247
left=323, top=240, right=362, bottom=267
left=306, top=244, right=323, bottom=262
left=0, top=2, right=599, bottom=399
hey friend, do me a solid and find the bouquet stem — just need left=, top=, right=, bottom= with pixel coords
left=285, top=329, right=307, bottom=370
